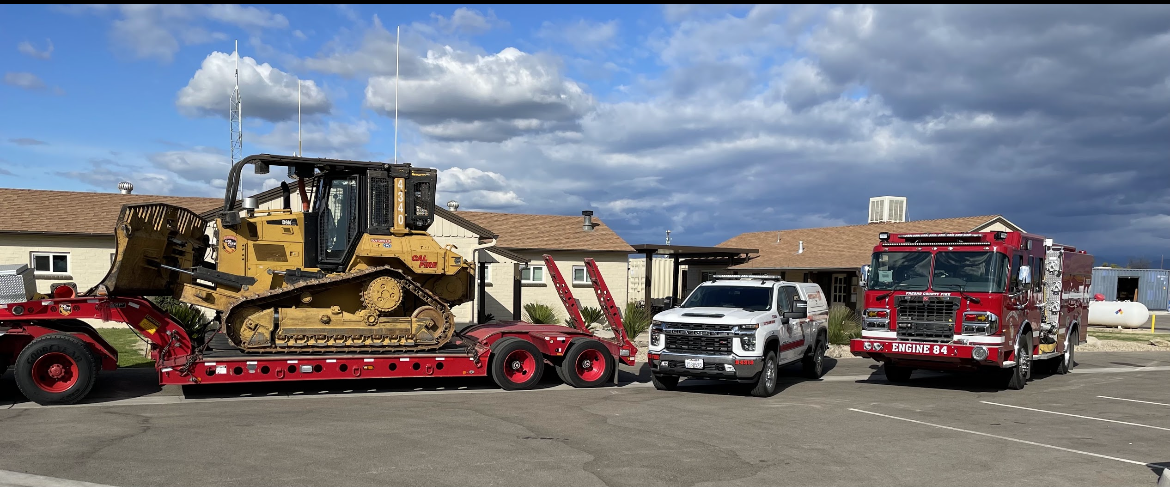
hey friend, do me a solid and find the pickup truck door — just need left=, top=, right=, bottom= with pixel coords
left=777, top=285, right=804, bottom=362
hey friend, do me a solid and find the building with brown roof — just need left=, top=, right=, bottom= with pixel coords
left=452, top=209, right=635, bottom=324
left=684, top=212, right=1023, bottom=312
left=0, top=186, right=222, bottom=294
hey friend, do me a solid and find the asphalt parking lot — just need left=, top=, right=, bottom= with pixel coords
left=1, top=352, right=1169, bottom=487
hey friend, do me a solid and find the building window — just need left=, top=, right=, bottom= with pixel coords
left=831, top=274, right=847, bottom=303
left=31, top=252, right=69, bottom=275
left=521, top=265, right=545, bottom=283
left=480, top=263, right=492, bottom=284
left=572, top=265, right=590, bottom=285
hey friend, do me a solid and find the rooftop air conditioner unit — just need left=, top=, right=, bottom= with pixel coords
left=869, top=196, right=907, bottom=223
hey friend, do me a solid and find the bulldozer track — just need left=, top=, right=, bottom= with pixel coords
left=221, top=265, right=457, bottom=354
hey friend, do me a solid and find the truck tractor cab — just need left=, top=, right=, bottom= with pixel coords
left=646, top=275, right=830, bottom=397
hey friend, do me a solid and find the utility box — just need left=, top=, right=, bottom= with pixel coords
left=0, top=264, right=36, bottom=304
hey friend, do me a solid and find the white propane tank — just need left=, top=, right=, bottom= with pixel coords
left=1088, top=301, right=1150, bottom=328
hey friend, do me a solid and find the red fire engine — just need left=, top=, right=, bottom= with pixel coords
left=850, top=231, right=1093, bottom=389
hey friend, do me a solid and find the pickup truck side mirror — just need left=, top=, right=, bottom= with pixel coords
left=783, top=299, right=808, bottom=320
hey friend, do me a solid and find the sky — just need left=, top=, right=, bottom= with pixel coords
left=1, top=4, right=1168, bottom=266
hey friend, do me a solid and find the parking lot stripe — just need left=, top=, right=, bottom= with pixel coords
left=1097, top=395, right=1170, bottom=408
left=848, top=408, right=1154, bottom=468
left=981, top=401, right=1170, bottom=431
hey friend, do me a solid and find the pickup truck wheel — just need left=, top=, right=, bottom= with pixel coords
left=883, top=364, right=913, bottom=383
left=560, top=340, right=614, bottom=388
left=651, top=373, right=679, bottom=391
left=489, top=338, right=544, bottom=391
left=802, top=336, right=827, bottom=379
left=14, top=333, right=98, bottom=406
left=750, top=351, right=779, bottom=397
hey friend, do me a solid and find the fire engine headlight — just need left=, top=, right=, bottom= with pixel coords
left=972, top=346, right=989, bottom=361
left=741, top=335, right=756, bottom=351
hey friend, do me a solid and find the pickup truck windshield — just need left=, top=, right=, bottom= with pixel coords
left=932, top=251, right=1008, bottom=293
left=680, top=285, right=773, bottom=311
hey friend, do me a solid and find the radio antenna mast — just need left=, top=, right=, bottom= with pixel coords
left=230, top=40, right=243, bottom=198
left=394, top=25, right=400, bottom=164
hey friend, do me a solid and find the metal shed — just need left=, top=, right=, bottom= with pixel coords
left=1090, top=267, right=1170, bottom=311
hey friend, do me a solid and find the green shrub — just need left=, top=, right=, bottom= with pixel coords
left=620, top=301, right=652, bottom=339
left=148, top=295, right=214, bottom=347
left=564, top=305, right=608, bottom=331
left=523, top=302, right=558, bottom=324
left=827, top=304, right=862, bottom=345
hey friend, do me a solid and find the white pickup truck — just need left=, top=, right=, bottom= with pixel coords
left=646, top=275, right=830, bottom=397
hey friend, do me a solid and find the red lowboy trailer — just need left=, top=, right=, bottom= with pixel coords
left=0, top=255, right=636, bottom=405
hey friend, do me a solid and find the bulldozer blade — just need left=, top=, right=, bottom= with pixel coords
left=91, top=203, right=209, bottom=297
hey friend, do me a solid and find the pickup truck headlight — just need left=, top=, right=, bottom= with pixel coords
left=650, top=321, right=663, bottom=346
left=740, top=335, right=756, bottom=351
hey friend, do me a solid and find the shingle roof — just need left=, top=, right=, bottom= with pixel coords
left=721, top=215, right=1019, bottom=270
left=454, top=210, right=635, bottom=253
left=0, top=188, right=223, bottom=236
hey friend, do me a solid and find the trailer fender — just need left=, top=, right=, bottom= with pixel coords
left=4, top=320, right=118, bottom=371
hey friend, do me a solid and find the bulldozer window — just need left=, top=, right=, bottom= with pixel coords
left=320, top=175, right=359, bottom=262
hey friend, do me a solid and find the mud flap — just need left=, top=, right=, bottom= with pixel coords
left=90, top=203, right=209, bottom=297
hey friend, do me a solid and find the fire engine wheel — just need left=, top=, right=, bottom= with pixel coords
left=489, top=338, right=544, bottom=391
left=883, top=363, right=913, bottom=383
left=1056, top=329, right=1076, bottom=375
left=559, top=340, right=614, bottom=388
left=1003, top=333, right=1033, bottom=390
left=14, top=333, right=98, bottom=406
left=750, top=351, right=779, bottom=397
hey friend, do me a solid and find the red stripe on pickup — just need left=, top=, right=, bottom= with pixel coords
left=779, top=338, right=806, bottom=352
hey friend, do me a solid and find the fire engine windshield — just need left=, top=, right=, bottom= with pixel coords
left=680, top=285, right=773, bottom=311
left=931, top=251, right=1008, bottom=293
left=867, top=252, right=932, bottom=291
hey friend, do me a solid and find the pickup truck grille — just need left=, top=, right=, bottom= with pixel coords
left=665, top=335, right=732, bottom=354
left=662, top=322, right=736, bottom=333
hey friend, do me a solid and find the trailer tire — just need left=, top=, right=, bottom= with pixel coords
left=14, top=333, right=98, bottom=406
left=1002, top=333, right=1032, bottom=390
left=883, top=364, right=913, bottom=383
left=559, top=340, right=614, bottom=388
left=489, top=338, right=544, bottom=391
left=651, top=373, right=679, bottom=391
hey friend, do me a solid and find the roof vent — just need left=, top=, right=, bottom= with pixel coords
left=798, top=240, right=804, bottom=254
left=869, top=196, right=907, bottom=223
left=447, top=200, right=459, bottom=212
left=118, top=181, right=134, bottom=195
left=582, top=210, right=594, bottom=232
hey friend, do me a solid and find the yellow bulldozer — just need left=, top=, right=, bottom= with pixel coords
left=90, top=154, right=475, bottom=353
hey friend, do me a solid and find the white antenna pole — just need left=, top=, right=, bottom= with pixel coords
left=298, top=79, right=302, bottom=157
left=394, top=25, right=399, bottom=164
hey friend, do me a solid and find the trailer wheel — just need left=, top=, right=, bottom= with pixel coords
left=14, top=333, right=98, bottom=406
left=1055, top=329, right=1076, bottom=375
left=651, top=373, right=679, bottom=391
left=559, top=340, right=614, bottom=388
left=1002, top=333, right=1032, bottom=390
left=489, top=338, right=544, bottom=390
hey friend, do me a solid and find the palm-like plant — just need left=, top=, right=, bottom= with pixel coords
left=523, top=302, right=558, bottom=324
left=827, top=304, right=862, bottom=345
left=621, top=301, right=652, bottom=339
left=148, top=295, right=214, bottom=347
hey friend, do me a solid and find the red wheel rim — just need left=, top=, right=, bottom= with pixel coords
left=575, top=349, right=606, bottom=382
left=502, top=349, right=536, bottom=383
left=31, top=352, right=78, bottom=393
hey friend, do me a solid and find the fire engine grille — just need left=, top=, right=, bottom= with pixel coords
left=895, top=295, right=959, bottom=342
left=665, top=335, right=732, bottom=354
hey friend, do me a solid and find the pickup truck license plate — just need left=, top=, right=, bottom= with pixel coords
left=685, top=358, right=704, bottom=369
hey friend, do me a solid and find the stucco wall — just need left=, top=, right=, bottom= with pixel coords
left=0, top=234, right=115, bottom=294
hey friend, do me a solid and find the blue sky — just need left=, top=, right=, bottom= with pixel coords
left=2, top=4, right=1169, bottom=266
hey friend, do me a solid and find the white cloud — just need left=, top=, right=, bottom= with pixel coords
left=3, top=72, right=46, bottom=90
left=254, top=119, right=377, bottom=159
left=74, top=4, right=288, bottom=63
left=146, top=148, right=277, bottom=197
left=177, top=51, right=331, bottom=123
left=431, top=8, right=508, bottom=35
left=536, top=19, right=620, bottom=53
left=364, top=46, right=594, bottom=142
left=17, top=39, right=53, bottom=60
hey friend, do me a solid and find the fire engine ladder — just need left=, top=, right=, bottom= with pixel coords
left=543, top=254, right=590, bottom=333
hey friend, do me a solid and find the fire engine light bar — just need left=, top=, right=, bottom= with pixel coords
left=878, top=232, right=890, bottom=241
left=899, top=233, right=983, bottom=238
left=880, top=242, right=988, bottom=247
left=994, top=231, right=1008, bottom=240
